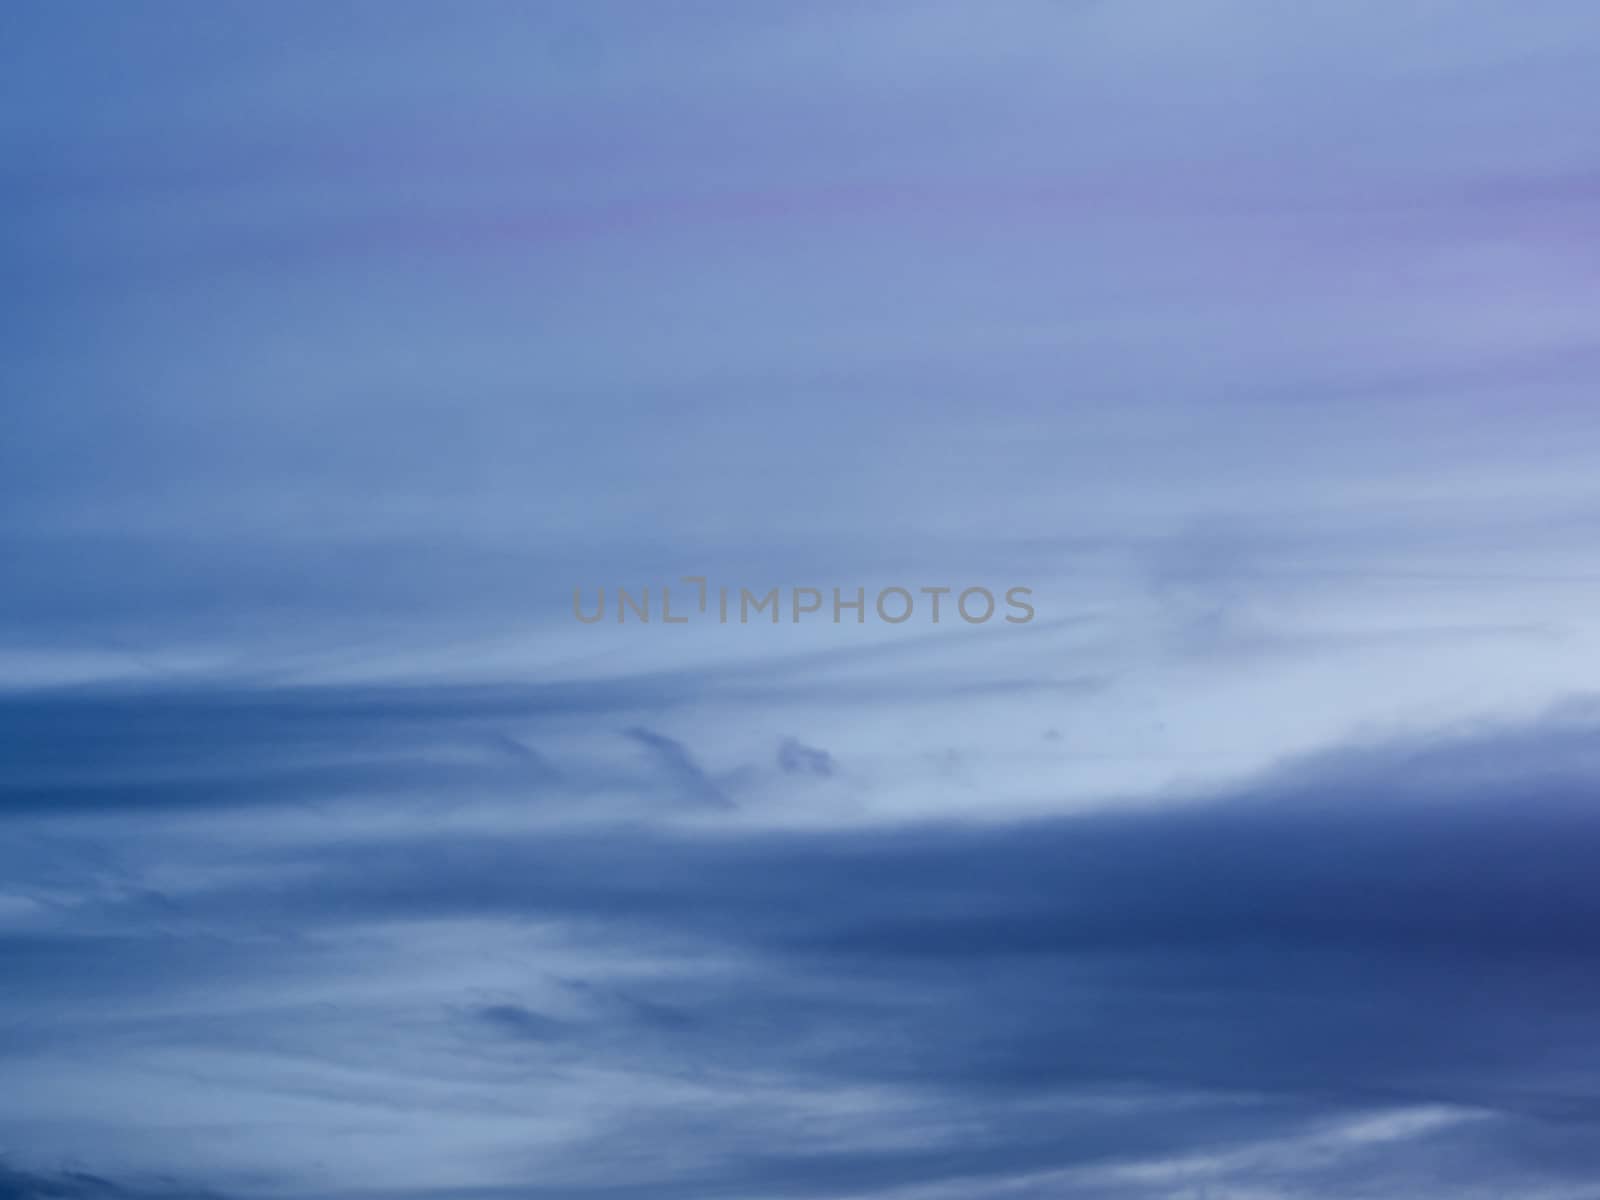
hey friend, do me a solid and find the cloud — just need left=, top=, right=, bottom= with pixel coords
left=6, top=706, right=1600, bottom=1195
left=7, top=1, right=1600, bottom=1196
left=475, top=1003, right=570, bottom=1043
left=0, top=1164, right=217, bottom=1200
left=624, top=726, right=733, bottom=808
left=777, top=736, right=835, bottom=777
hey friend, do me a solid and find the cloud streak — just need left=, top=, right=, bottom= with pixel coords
left=7, top=2, right=1600, bottom=1196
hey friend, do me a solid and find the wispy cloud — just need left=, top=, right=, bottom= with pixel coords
left=7, top=1, right=1600, bottom=1195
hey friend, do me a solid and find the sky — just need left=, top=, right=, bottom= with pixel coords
left=4, top=2, right=1600, bottom=1197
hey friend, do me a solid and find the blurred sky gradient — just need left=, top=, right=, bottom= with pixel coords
left=5, top=4, right=1600, bottom=1198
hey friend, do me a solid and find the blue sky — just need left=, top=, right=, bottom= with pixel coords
left=5, top=4, right=1600, bottom=1197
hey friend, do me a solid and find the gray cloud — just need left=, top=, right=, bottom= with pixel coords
left=6, top=697, right=1600, bottom=1195
left=7, top=2, right=1600, bottom=1196
left=777, top=737, right=835, bottom=778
